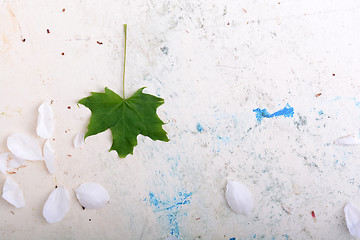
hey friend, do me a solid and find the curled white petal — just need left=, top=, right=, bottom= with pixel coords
left=73, top=132, right=85, bottom=149
left=7, top=133, right=44, bottom=161
left=8, top=153, right=26, bottom=171
left=43, top=140, right=55, bottom=174
left=36, top=101, right=55, bottom=139
left=344, top=202, right=360, bottom=237
left=75, top=182, right=110, bottom=209
left=0, top=152, right=8, bottom=174
left=225, top=180, right=254, bottom=216
left=43, top=186, right=70, bottom=223
left=335, top=134, right=360, bottom=145
left=2, top=177, right=25, bottom=208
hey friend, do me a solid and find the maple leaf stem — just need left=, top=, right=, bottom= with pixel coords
left=122, top=24, right=127, bottom=99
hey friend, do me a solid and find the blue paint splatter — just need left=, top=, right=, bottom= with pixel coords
left=147, top=191, right=192, bottom=239
left=229, top=238, right=236, bottom=240
left=318, top=110, right=324, bottom=115
left=253, top=103, right=294, bottom=122
left=217, top=136, right=230, bottom=144
left=214, top=136, right=231, bottom=153
left=354, top=98, right=360, bottom=107
left=196, top=123, right=203, bottom=132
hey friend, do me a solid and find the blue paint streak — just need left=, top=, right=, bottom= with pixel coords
left=229, top=238, right=236, bottom=240
left=253, top=103, right=294, bottom=122
left=196, top=123, right=203, bottom=132
left=147, top=191, right=192, bottom=239
left=332, top=96, right=342, bottom=101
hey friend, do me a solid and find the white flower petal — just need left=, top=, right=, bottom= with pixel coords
left=2, top=177, right=25, bottom=208
left=75, top=182, right=110, bottom=209
left=43, top=186, right=70, bottom=223
left=225, top=180, right=254, bottom=216
left=73, top=132, right=85, bottom=149
left=0, top=152, right=9, bottom=174
left=335, top=134, right=360, bottom=145
left=344, top=202, right=360, bottom=237
left=36, top=101, right=55, bottom=139
left=7, top=133, right=44, bottom=161
left=43, top=140, right=55, bottom=174
left=7, top=153, right=26, bottom=171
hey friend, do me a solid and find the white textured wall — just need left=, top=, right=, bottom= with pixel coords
left=1, top=0, right=360, bottom=239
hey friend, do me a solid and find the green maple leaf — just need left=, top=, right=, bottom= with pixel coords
left=79, top=87, right=169, bottom=158
left=78, top=24, right=168, bottom=158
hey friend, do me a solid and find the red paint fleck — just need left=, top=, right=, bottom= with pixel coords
left=67, top=154, right=72, bottom=157
left=7, top=171, right=16, bottom=174
left=278, top=2, right=280, bottom=4
left=10, top=211, right=14, bottom=215
left=61, top=52, right=65, bottom=56
left=332, top=73, right=335, bottom=76
left=227, top=22, right=230, bottom=25
left=315, top=93, right=322, bottom=97
left=96, top=41, right=103, bottom=45
left=62, top=8, right=65, bottom=12
left=311, top=211, right=315, bottom=218
left=196, top=218, right=200, bottom=220
left=311, top=211, right=317, bottom=222
left=21, top=38, right=26, bottom=42
left=47, top=29, right=50, bottom=34
left=53, top=138, right=55, bottom=141
left=67, top=106, right=71, bottom=109
left=242, top=8, right=247, bottom=13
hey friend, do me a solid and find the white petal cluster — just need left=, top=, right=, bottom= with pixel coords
left=0, top=101, right=109, bottom=223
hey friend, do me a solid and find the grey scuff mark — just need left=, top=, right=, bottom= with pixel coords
left=222, top=5, right=227, bottom=15
left=160, top=46, right=169, bottom=55
left=294, top=114, right=307, bottom=130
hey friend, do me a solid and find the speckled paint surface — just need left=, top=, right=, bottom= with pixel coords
left=1, top=0, right=360, bottom=239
